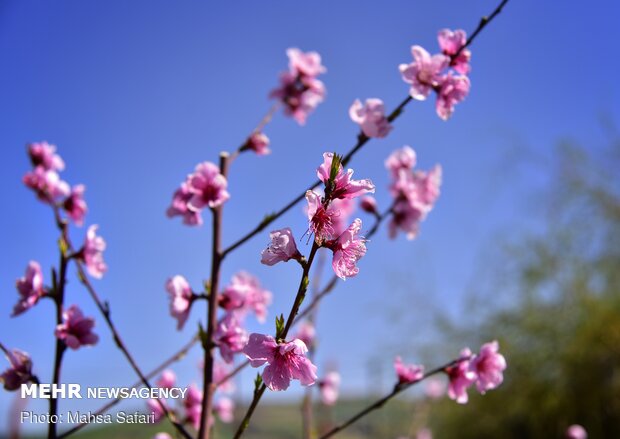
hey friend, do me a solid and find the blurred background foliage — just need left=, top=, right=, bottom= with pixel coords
left=423, top=134, right=620, bottom=438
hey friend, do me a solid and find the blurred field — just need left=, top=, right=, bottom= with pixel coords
left=15, top=398, right=420, bottom=439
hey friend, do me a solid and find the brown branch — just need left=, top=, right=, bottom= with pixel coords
left=198, top=152, right=230, bottom=439
left=319, top=357, right=468, bottom=439
left=48, top=211, right=69, bottom=439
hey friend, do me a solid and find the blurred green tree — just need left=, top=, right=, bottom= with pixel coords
left=430, top=137, right=620, bottom=438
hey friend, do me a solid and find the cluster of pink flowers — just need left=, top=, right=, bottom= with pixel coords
left=167, top=161, right=230, bottom=226
left=0, top=349, right=34, bottom=391
left=23, top=142, right=88, bottom=225
left=445, top=341, right=506, bottom=404
left=165, top=271, right=274, bottom=366
left=391, top=341, right=505, bottom=405
left=148, top=365, right=235, bottom=433
left=219, top=272, right=273, bottom=323
left=270, top=48, right=326, bottom=125
left=385, top=146, right=442, bottom=240
left=54, top=305, right=99, bottom=350
left=261, top=153, right=372, bottom=283
left=243, top=333, right=317, bottom=391
left=349, top=98, right=393, bottom=138
left=399, top=29, right=472, bottom=120
left=21, top=143, right=108, bottom=280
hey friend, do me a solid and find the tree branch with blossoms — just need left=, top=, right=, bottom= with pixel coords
left=198, top=152, right=230, bottom=439
left=8, top=143, right=191, bottom=439
left=221, top=0, right=501, bottom=258
left=320, top=342, right=507, bottom=438
left=1, top=2, right=515, bottom=439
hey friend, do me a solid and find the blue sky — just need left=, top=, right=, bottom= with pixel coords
left=1, top=0, right=619, bottom=434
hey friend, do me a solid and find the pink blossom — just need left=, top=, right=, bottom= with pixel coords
left=438, top=29, right=471, bottom=75
left=166, top=275, right=194, bottom=330
left=317, top=152, right=375, bottom=200
left=293, top=320, right=316, bottom=348
left=424, top=377, right=446, bottom=399
left=187, top=162, right=230, bottom=210
left=166, top=181, right=203, bottom=226
left=271, top=48, right=326, bottom=125
left=243, top=333, right=317, bottom=391
left=0, top=349, right=33, bottom=391
left=416, top=428, right=433, bottom=439
left=359, top=196, right=378, bottom=215
left=81, top=225, right=108, bottom=279
left=219, top=272, right=272, bottom=323
left=13, top=261, right=46, bottom=317
left=214, top=361, right=235, bottom=393
left=349, top=98, right=393, bottom=138
left=261, top=227, right=302, bottom=266
left=328, top=218, right=367, bottom=280
left=385, top=146, right=416, bottom=177
left=244, top=132, right=271, bottom=155
left=63, top=184, right=88, bottom=226
left=435, top=73, right=470, bottom=121
left=394, top=356, right=424, bottom=384
left=318, top=371, right=340, bottom=405
left=23, top=166, right=70, bottom=202
left=271, top=72, right=326, bottom=125
left=470, top=340, right=506, bottom=394
left=214, top=312, right=248, bottom=364
left=386, top=147, right=442, bottom=240
left=153, top=434, right=172, bottom=439
left=566, top=424, right=588, bottom=439
left=287, top=48, right=326, bottom=77
left=214, top=396, right=235, bottom=423
left=27, top=141, right=65, bottom=171
left=55, top=305, right=99, bottom=350
left=306, top=190, right=339, bottom=242
left=183, top=384, right=203, bottom=429
left=156, top=369, right=176, bottom=389
left=446, top=348, right=476, bottom=404
left=399, top=46, right=449, bottom=100
left=146, top=399, right=166, bottom=423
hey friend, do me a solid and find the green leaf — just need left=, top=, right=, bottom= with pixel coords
left=275, top=314, right=285, bottom=340
left=254, top=372, right=263, bottom=391
left=329, top=152, right=343, bottom=182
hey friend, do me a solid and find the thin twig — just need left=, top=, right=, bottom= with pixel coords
left=49, top=204, right=191, bottom=439
left=48, top=211, right=69, bottom=439
left=319, top=357, right=468, bottom=439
